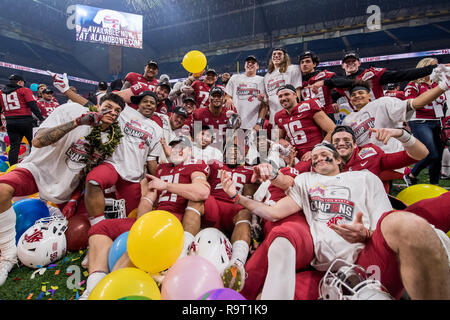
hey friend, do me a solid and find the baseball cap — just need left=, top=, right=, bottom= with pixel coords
left=130, top=90, right=158, bottom=105
left=146, top=60, right=159, bottom=68
left=342, top=51, right=360, bottom=63
left=169, top=135, right=192, bottom=148
left=387, top=83, right=396, bottom=90
left=41, top=88, right=54, bottom=94
left=300, top=51, right=320, bottom=64
left=209, top=86, right=224, bottom=96
left=331, top=125, right=357, bottom=142
left=276, top=84, right=297, bottom=95
left=206, top=68, right=217, bottom=76
left=245, top=55, right=258, bottom=63
left=98, top=81, right=108, bottom=90
left=183, top=96, right=196, bottom=105
left=9, top=74, right=25, bottom=83
left=172, top=106, right=188, bottom=118
left=272, top=47, right=286, bottom=54
left=157, top=80, right=171, bottom=91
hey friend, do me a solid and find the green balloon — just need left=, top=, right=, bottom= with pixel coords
left=118, top=296, right=152, bottom=300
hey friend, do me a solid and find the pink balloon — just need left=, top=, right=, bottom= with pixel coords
left=161, top=255, right=224, bottom=300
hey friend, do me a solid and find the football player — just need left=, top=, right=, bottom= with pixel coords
left=341, top=68, right=450, bottom=155
left=205, top=143, right=259, bottom=291
left=79, top=136, right=210, bottom=299
left=224, top=55, right=267, bottom=131
left=0, top=93, right=125, bottom=286
left=37, top=88, right=59, bottom=118
left=0, top=74, right=45, bottom=165
left=221, top=142, right=450, bottom=299
left=264, top=48, right=303, bottom=125
left=274, top=84, right=336, bottom=161
left=121, top=60, right=159, bottom=91
left=189, top=68, right=219, bottom=109
left=333, top=51, right=440, bottom=110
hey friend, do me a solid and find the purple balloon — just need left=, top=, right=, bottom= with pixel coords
left=198, top=288, right=246, bottom=300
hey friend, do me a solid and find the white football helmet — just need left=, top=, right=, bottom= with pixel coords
left=17, top=216, right=68, bottom=269
left=318, top=259, right=393, bottom=300
left=189, top=228, right=232, bottom=275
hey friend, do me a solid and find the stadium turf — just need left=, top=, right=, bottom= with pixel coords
left=0, top=170, right=448, bottom=300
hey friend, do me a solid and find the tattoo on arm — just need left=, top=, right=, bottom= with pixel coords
left=33, top=120, right=77, bottom=148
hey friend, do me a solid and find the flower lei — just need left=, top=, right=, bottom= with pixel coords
left=80, top=105, right=123, bottom=179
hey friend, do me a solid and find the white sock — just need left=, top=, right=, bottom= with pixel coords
left=231, top=240, right=249, bottom=267
left=0, top=207, right=18, bottom=261
left=261, top=237, right=296, bottom=300
left=85, top=271, right=107, bottom=293
left=180, top=231, right=195, bottom=259
left=89, top=215, right=105, bottom=227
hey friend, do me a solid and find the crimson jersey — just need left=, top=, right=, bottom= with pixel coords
left=156, top=101, right=169, bottom=115
left=191, top=80, right=213, bottom=108
left=37, top=98, right=59, bottom=118
left=301, top=70, right=336, bottom=114
left=342, top=143, right=416, bottom=176
left=274, top=99, right=325, bottom=158
left=293, top=144, right=415, bottom=177
left=335, top=67, right=387, bottom=110
left=208, top=161, right=254, bottom=203
left=155, top=160, right=210, bottom=216
left=405, top=82, right=446, bottom=120
left=191, top=107, right=229, bottom=147
left=0, top=87, right=36, bottom=117
left=129, top=80, right=158, bottom=110
left=125, top=72, right=158, bottom=91
left=384, top=90, right=406, bottom=100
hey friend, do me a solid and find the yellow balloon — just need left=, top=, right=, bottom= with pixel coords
left=182, top=50, right=207, bottom=73
left=127, top=210, right=184, bottom=274
left=128, top=208, right=137, bottom=219
left=88, top=268, right=161, bottom=300
left=396, top=184, right=448, bottom=206
left=5, top=164, right=17, bottom=173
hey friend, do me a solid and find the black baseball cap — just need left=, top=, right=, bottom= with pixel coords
left=245, top=55, right=258, bottom=63
left=272, top=47, right=286, bottom=54
left=342, top=52, right=360, bottom=63
left=172, top=106, right=188, bottom=118
left=206, top=68, right=217, bottom=76
left=130, top=90, right=158, bottom=105
left=300, top=51, right=320, bottom=64
left=169, top=135, right=192, bottom=148
left=209, top=86, right=224, bottom=96
left=276, top=84, right=297, bottom=95
left=98, top=81, right=108, bottom=90
left=157, top=81, right=171, bottom=91
left=146, top=60, right=159, bottom=68
left=41, top=88, right=54, bottom=94
left=183, top=96, right=196, bottom=105
left=9, top=74, right=25, bottom=83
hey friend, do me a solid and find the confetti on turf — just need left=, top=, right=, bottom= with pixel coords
left=37, top=292, right=44, bottom=300
left=63, top=257, right=69, bottom=263
left=48, top=289, right=56, bottom=296
left=42, top=286, right=46, bottom=292
left=13, top=277, right=21, bottom=281
left=71, top=257, right=80, bottom=262
left=83, top=271, right=89, bottom=277
left=51, top=286, right=58, bottom=290
left=78, top=280, right=86, bottom=287
left=75, top=291, right=80, bottom=300
left=26, top=292, right=33, bottom=300
left=47, top=264, right=57, bottom=269
left=54, top=269, right=60, bottom=275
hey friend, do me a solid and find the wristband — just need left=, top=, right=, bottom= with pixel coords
left=141, top=196, right=154, bottom=207
left=230, top=191, right=240, bottom=203
left=269, top=170, right=279, bottom=181
left=397, top=129, right=416, bottom=147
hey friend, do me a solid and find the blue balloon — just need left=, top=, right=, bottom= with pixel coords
left=108, top=231, right=129, bottom=271
left=0, top=160, right=9, bottom=172
left=30, top=83, right=39, bottom=92
left=13, top=198, right=50, bottom=243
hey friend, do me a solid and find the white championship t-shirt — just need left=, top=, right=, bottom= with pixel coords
left=155, top=112, right=185, bottom=163
left=288, top=170, right=392, bottom=271
left=342, top=97, right=414, bottom=154
left=19, top=103, right=95, bottom=204
left=106, top=106, right=162, bottom=182
left=264, top=64, right=302, bottom=124
left=225, top=74, right=265, bottom=130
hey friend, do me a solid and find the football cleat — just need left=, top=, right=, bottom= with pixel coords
left=222, top=262, right=246, bottom=292
left=0, top=258, right=17, bottom=287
